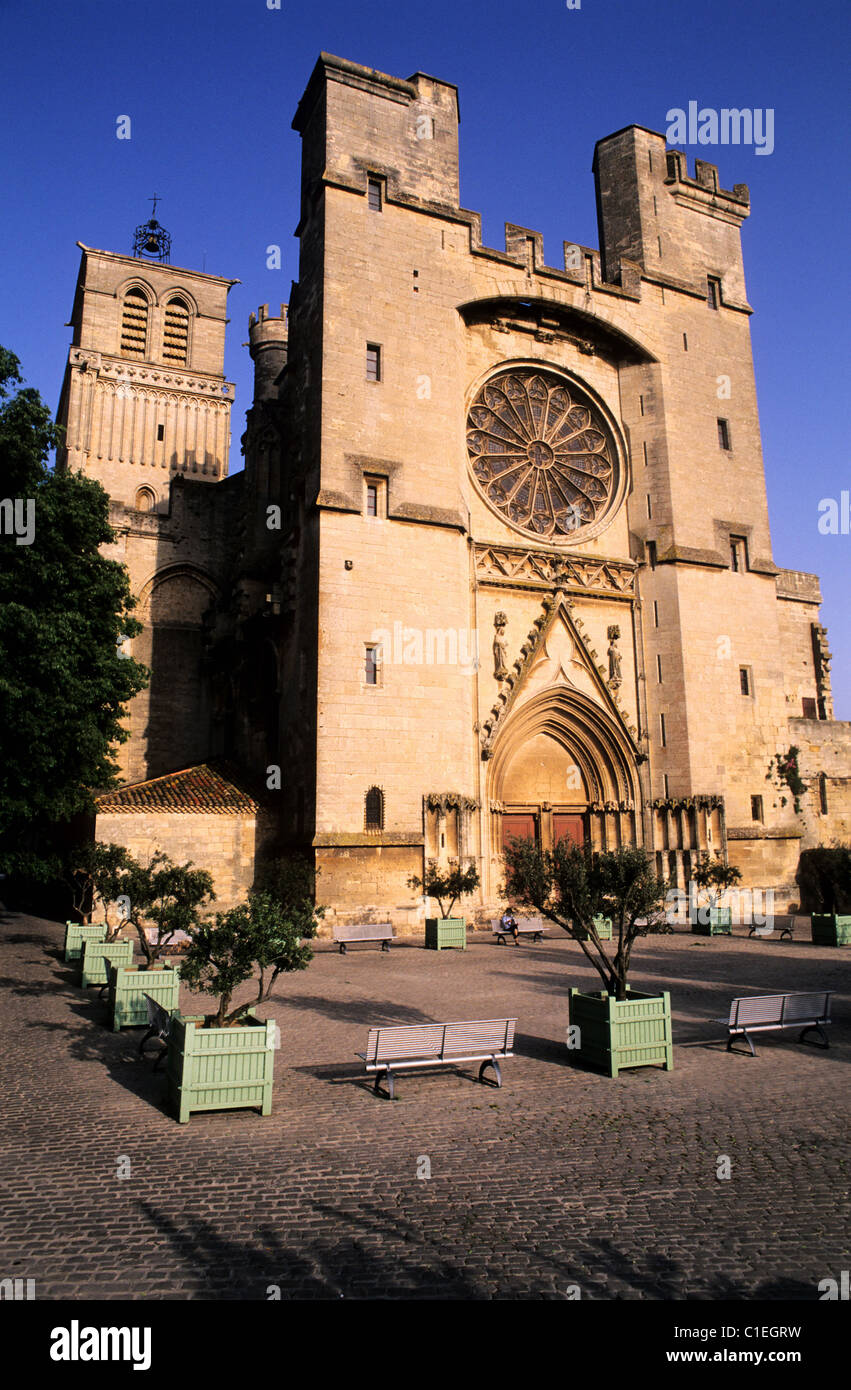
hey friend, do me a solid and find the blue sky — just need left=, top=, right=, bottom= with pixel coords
left=2, top=0, right=849, bottom=714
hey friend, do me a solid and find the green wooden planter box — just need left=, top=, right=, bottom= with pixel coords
left=107, top=962, right=181, bottom=1031
left=63, top=920, right=106, bottom=962
left=424, top=917, right=467, bottom=950
left=166, top=1013, right=276, bottom=1123
left=576, top=915, right=613, bottom=941
left=810, top=914, right=851, bottom=947
left=568, top=988, right=673, bottom=1078
left=690, top=907, right=733, bottom=935
left=80, top=936, right=134, bottom=988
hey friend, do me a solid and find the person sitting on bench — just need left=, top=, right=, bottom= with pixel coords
left=500, top=908, right=520, bottom=945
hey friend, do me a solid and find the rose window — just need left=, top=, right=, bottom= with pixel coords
left=467, top=369, right=618, bottom=537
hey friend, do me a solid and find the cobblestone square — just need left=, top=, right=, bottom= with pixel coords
left=0, top=910, right=848, bottom=1300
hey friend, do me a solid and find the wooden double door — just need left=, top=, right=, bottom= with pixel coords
left=502, top=811, right=586, bottom=851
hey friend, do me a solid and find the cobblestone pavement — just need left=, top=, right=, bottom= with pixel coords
left=0, top=909, right=848, bottom=1300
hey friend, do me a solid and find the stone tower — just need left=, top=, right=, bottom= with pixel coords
left=56, top=242, right=237, bottom=509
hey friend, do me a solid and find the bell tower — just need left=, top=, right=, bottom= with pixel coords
left=56, top=205, right=238, bottom=510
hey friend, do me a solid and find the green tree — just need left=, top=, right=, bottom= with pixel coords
left=408, top=858, right=481, bottom=918
left=692, top=852, right=742, bottom=908
left=180, top=891, right=317, bottom=1027
left=0, top=348, right=148, bottom=877
left=503, top=840, right=670, bottom=1000
left=115, top=851, right=215, bottom=967
left=64, top=841, right=133, bottom=933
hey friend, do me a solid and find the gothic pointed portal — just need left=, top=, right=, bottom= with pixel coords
left=481, top=592, right=640, bottom=760
left=487, top=685, right=640, bottom=861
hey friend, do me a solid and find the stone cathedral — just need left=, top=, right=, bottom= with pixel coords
left=56, top=53, right=850, bottom=925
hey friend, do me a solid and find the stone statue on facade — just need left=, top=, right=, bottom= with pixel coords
left=493, top=611, right=509, bottom=680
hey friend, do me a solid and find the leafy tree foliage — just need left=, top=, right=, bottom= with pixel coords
left=64, top=841, right=133, bottom=932
left=0, top=348, right=148, bottom=874
left=797, top=845, right=851, bottom=914
left=408, top=858, right=481, bottom=918
left=503, top=839, right=670, bottom=1000
left=692, top=852, right=742, bottom=906
left=180, top=889, right=318, bottom=1027
left=115, top=851, right=215, bottom=967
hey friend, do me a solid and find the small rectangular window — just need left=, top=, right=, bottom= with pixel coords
left=682, top=332, right=688, bottom=351
left=639, top=394, right=645, bottom=417
left=657, top=654, right=663, bottom=683
left=707, top=276, right=721, bottom=309
left=646, top=494, right=652, bottom=519
left=718, top=418, right=731, bottom=450
left=647, top=540, right=657, bottom=570
left=366, top=344, right=381, bottom=382
left=751, top=795, right=763, bottom=822
left=740, top=667, right=751, bottom=696
left=660, top=713, right=667, bottom=748
left=364, top=644, right=381, bottom=685
left=802, top=696, right=817, bottom=719
left=653, top=600, right=659, bottom=628
left=819, top=773, right=828, bottom=814
left=157, top=423, right=165, bottom=441
left=367, top=179, right=382, bottom=212
left=363, top=476, right=386, bottom=519
left=730, top=535, right=748, bottom=572
left=663, top=773, right=669, bottom=798
left=642, top=441, right=649, bottom=467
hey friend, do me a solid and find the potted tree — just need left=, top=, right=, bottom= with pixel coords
left=690, top=853, right=741, bottom=935
left=797, top=845, right=851, bottom=946
left=62, top=842, right=131, bottom=961
left=104, top=852, right=215, bottom=1029
left=409, top=858, right=480, bottom=950
left=504, top=840, right=673, bottom=1077
left=167, top=886, right=318, bottom=1122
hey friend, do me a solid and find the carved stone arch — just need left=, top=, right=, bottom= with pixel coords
left=159, top=286, right=200, bottom=316
left=457, top=294, right=660, bottom=366
left=487, top=686, right=639, bottom=809
left=136, top=564, right=220, bottom=625
left=114, top=275, right=156, bottom=305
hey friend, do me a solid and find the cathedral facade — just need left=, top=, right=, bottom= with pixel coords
left=56, top=53, right=850, bottom=924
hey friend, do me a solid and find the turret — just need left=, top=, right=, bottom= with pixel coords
left=248, top=303, right=288, bottom=402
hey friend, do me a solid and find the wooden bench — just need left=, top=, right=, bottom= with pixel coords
left=357, top=1018, right=516, bottom=1099
left=333, top=922, right=394, bottom=954
left=490, top=916, right=545, bottom=944
left=716, top=992, right=832, bottom=1057
left=138, top=993, right=174, bottom=1070
left=748, top=915, right=796, bottom=940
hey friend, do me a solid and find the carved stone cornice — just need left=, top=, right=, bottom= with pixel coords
left=425, top=791, right=479, bottom=813
left=651, top=795, right=723, bottom=812
left=475, top=543, right=635, bottom=596
left=68, top=348, right=234, bottom=399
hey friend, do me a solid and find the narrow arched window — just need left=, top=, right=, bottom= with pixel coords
left=365, top=786, right=384, bottom=831
left=134, top=486, right=156, bottom=511
left=162, top=296, right=190, bottom=365
left=120, top=288, right=149, bottom=358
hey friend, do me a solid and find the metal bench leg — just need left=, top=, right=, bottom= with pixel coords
left=381, top=940, right=390, bottom=952
left=799, top=1023, right=829, bottom=1049
left=478, top=1056, right=502, bottom=1088
left=374, top=1068, right=396, bottom=1099
left=338, top=942, right=346, bottom=954
left=496, top=934, right=505, bottom=945
left=727, top=1030, right=757, bottom=1057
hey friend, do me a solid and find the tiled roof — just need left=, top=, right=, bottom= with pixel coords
left=95, top=763, right=261, bottom=815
